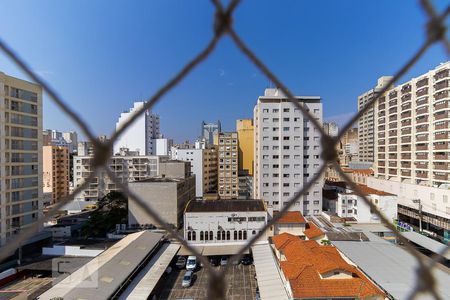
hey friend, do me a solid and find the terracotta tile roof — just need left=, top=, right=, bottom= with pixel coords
left=274, top=235, right=385, bottom=299
left=274, top=211, right=306, bottom=224
left=341, top=168, right=374, bottom=176
left=272, top=232, right=299, bottom=250
left=304, top=222, right=325, bottom=239
left=357, top=184, right=395, bottom=196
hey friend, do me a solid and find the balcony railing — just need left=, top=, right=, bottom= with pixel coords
left=378, top=168, right=385, bottom=174
left=417, top=87, right=428, bottom=97
left=402, top=128, right=412, bottom=135
left=389, top=131, right=397, bottom=137
left=401, top=153, right=411, bottom=159
left=416, top=134, right=428, bottom=142
left=401, top=170, right=411, bottom=176
left=434, top=69, right=449, bottom=81
left=434, top=142, right=450, bottom=150
left=416, top=153, right=428, bottom=160
left=389, top=169, right=397, bottom=175
left=401, top=137, right=411, bottom=143
left=378, top=133, right=385, bottom=138
left=434, top=101, right=449, bottom=111
left=401, top=111, right=411, bottom=119
left=435, top=132, right=449, bottom=140
left=378, top=154, right=385, bottom=159
left=389, top=162, right=397, bottom=167
left=434, top=173, right=449, bottom=181
left=389, top=115, right=397, bottom=122
left=434, top=80, right=449, bottom=91
left=379, top=161, right=385, bottom=166
left=389, top=153, right=397, bottom=159
left=434, top=153, right=450, bottom=160
left=435, top=90, right=449, bottom=100
left=416, top=108, right=428, bottom=115
left=434, top=112, right=450, bottom=120
left=389, top=123, right=397, bottom=129
left=416, top=172, right=428, bottom=178
left=389, top=91, right=398, bottom=99
left=416, top=98, right=428, bottom=106
left=401, top=145, right=412, bottom=151
left=435, top=122, right=449, bottom=130
left=416, top=117, right=428, bottom=124
left=433, top=162, right=449, bottom=170
left=416, top=144, right=428, bottom=151
left=388, top=138, right=397, bottom=144
left=401, top=162, right=411, bottom=168
left=416, top=78, right=429, bottom=88
left=401, top=84, right=412, bottom=94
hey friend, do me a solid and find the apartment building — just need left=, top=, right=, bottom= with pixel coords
left=236, top=119, right=254, bottom=176
left=358, top=76, right=393, bottom=163
left=73, top=148, right=164, bottom=201
left=0, top=72, right=43, bottom=245
left=114, top=101, right=160, bottom=155
left=201, top=120, right=221, bottom=145
left=216, top=132, right=239, bottom=199
left=43, top=146, right=70, bottom=204
left=338, top=127, right=358, bottom=166
left=254, top=88, right=323, bottom=216
left=172, top=144, right=217, bottom=198
left=323, top=121, right=338, bottom=137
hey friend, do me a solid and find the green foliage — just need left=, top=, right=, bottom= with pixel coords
left=81, top=191, right=127, bottom=238
left=320, top=239, right=331, bottom=245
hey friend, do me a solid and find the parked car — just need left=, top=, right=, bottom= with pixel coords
left=220, top=256, right=228, bottom=266
left=186, top=256, right=197, bottom=271
left=209, top=256, right=220, bottom=266
left=241, top=255, right=253, bottom=265
left=182, top=270, right=193, bottom=288
left=175, top=256, right=186, bottom=269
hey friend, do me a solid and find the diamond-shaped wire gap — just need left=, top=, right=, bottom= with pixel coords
left=103, top=167, right=214, bottom=273
left=420, top=0, right=450, bottom=53
left=0, top=38, right=97, bottom=142
left=0, top=169, right=100, bottom=263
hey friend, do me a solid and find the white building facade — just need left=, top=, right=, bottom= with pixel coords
left=253, top=88, right=324, bottom=216
left=153, top=138, right=173, bottom=156
left=184, top=200, right=267, bottom=244
left=114, top=102, right=160, bottom=156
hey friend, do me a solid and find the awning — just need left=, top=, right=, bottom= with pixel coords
left=178, top=245, right=204, bottom=256
left=401, top=231, right=450, bottom=259
left=202, top=245, right=249, bottom=256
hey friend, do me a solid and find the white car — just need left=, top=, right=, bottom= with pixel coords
left=186, top=256, right=197, bottom=271
left=220, top=256, right=228, bottom=266
left=182, top=270, right=193, bottom=288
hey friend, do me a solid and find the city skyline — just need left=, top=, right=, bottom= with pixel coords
left=0, top=1, right=448, bottom=142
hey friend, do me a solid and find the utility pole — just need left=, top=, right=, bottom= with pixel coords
left=412, top=199, right=422, bottom=233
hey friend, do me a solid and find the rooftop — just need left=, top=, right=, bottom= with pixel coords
left=304, top=222, right=325, bottom=239
left=272, top=233, right=385, bottom=299
left=185, top=199, right=266, bottom=213
left=274, top=211, right=306, bottom=224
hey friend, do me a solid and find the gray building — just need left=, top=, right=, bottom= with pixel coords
left=201, top=120, right=221, bottom=145
left=128, top=161, right=195, bottom=229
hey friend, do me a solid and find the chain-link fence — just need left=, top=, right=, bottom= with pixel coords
left=1, top=0, right=449, bottom=299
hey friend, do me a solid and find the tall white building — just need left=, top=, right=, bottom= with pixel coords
left=114, top=102, right=160, bottom=156
left=153, top=138, right=173, bottom=156
left=172, top=143, right=217, bottom=198
left=0, top=72, right=43, bottom=245
left=254, top=88, right=324, bottom=216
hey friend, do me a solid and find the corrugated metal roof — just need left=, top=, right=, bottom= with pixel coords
left=332, top=231, right=450, bottom=300
left=119, top=243, right=180, bottom=300
left=38, top=231, right=163, bottom=300
left=252, top=242, right=289, bottom=300
left=401, top=231, right=450, bottom=259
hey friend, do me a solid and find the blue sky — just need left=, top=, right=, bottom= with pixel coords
left=0, top=0, right=448, bottom=142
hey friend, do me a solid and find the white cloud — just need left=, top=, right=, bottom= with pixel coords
left=218, top=68, right=225, bottom=76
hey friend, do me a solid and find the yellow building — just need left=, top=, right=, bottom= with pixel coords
left=43, top=146, right=70, bottom=204
left=236, top=119, right=254, bottom=176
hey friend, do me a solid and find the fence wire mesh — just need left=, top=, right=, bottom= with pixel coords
left=1, top=0, right=449, bottom=299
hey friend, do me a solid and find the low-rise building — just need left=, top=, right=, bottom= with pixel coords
left=272, top=233, right=386, bottom=300
left=128, top=161, right=195, bottom=229
left=184, top=199, right=267, bottom=244
left=274, top=211, right=307, bottom=236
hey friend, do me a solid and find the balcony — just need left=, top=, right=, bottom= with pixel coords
left=416, top=153, right=428, bottom=160
left=378, top=168, right=385, bottom=174
left=434, top=173, right=449, bottom=181
left=416, top=98, right=428, bottom=107
left=416, top=107, right=429, bottom=115
left=389, top=169, right=397, bottom=175
left=389, top=91, right=398, bottom=99
left=388, top=108, right=397, bottom=115
left=416, top=117, right=428, bottom=124
left=378, top=96, right=386, bottom=103
left=378, top=104, right=386, bottom=110
left=388, top=146, right=397, bottom=152
left=416, top=134, right=428, bottom=142
left=378, top=147, right=386, bottom=152
left=401, top=145, right=412, bottom=151
left=379, top=139, right=385, bottom=145
left=388, top=131, right=397, bottom=137
left=434, top=80, right=449, bottom=91
left=416, top=144, right=428, bottom=151
left=416, top=78, right=429, bottom=88
left=389, top=123, right=397, bottom=129
left=401, top=137, right=411, bottom=143
left=401, top=84, right=412, bottom=94
left=416, top=172, right=428, bottom=178
left=378, top=132, right=385, bottom=138
left=389, top=115, right=397, bottom=122
left=379, top=161, right=385, bottom=167
left=389, top=99, right=398, bottom=107
left=401, top=170, right=412, bottom=177
left=434, top=153, right=450, bottom=160
left=389, top=162, right=397, bottom=167
left=389, top=153, right=397, bottom=159
left=415, top=163, right=428, bottom=170
left=388, top=138, right=397, bottom=144
left=434, top=162, right=449, bottom=170
left=435, top=90, right=449, bottom=100
left=435, top=132, right=450, bottom=140
left=434, top=142, right=450, bottom=150
left=416, top=87, right=428, bottom=97
left=435, top=122, right=449, bottom=130
left=401, top=162, right=411, bottom=168
left=401, top=153, right=411, bottom=159
left=402, top=128, right=412, bottom=135
left=378, top=125, right=386, bottom=131
left=378, top=111, right=386, bottom=117
left=401, top=111, right=411, bottom=119
left=434, top=112, right=450, bottom=120
left=434, top=69, right=449, bottom=81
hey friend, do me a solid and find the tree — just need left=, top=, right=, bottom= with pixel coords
left=82, top=191, right=127, bottom=237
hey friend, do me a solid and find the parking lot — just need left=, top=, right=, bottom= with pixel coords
left=158, top=262, right=257, bottom=300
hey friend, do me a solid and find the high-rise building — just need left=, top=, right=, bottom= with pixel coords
left=114, top=102, right=160, bottom=155
left=201, top=120, right=221, bottom=145
left=0, top=72, right=43, bottom=245
left=254, top=88, right=323, bottom=216
left=73, top=148, right=165, bottom=201
left=323, top=122, right=339, bottom=137
left=216, top=132, right=239, bottom=199
left=236, top=119, right=254, bottom=176
left=338, top=127, right=358, bottom=166
left=43, top=146, right=69, bottom=204
left=172, top=143, right=218, bottom=198
left=62, top=131, right=78, bottom=153
left=358, top=76, right=393, bottom=163
left=153, top=138, right=173, bottom=156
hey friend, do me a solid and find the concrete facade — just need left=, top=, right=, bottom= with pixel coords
left=153, top=138, right=173, bottom=156
left=236, top=119, right=254, bottom=176
left=114, top=102, right=160, bottom=155
left=216, top=132, right=239, bottom=199
left=201, top=120, right=221, bottom=145
left=253, top=88, right=324, bottom=216
left=43, top=145, right=69, bottom=204
left=0, top=72, right=43, bottom=245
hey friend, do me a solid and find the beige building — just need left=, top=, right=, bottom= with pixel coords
left=358, top=76, right=393, bottom=162
left=338, top=127, right=358, bottom=166
left=0, top=72, right=43, bottom=245
left=128, top=161, right=195, bottom=229
left=236, top=119, right=254, bottom=176
left=215, top=132, right=239, bottom=199
left=375, top=62, right=450, bottom=187
left=43, top=146, right=69, bottom=204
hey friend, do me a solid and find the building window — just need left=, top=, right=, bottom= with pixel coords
left=200, top=231, right=204, bottom=241
left=227, top=231, right=230, bottom=240
left=205, top=231, right=209, bottom=241
left=234, top=231, right=238, bottom=240
left=222, top=231, right=226, bottom=240
left=187, top=231, right=192, bottom=240
left=243, top=231, right=247, bottom=240
left=238, top=231, right=243, bottom=240
left=210, top=231, right=213, bottom=240
left=217, top=231, right=221, bottom=240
